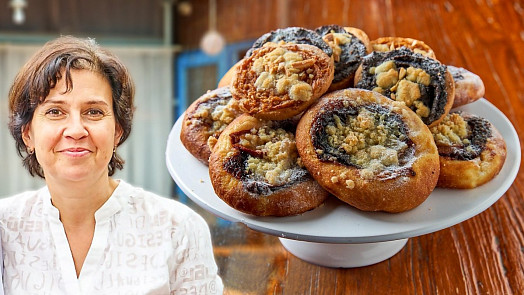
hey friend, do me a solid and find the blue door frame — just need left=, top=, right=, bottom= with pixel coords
left=174, top=40, right=254, bottom=120
left=174, top=40, right=254, bottom=205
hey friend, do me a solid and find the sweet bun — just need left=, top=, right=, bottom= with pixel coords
left=296, top=88, right=440, bottom=213
left=245, top=26, right=333, bottom=58
left=231, top=43, right=334, bottom=120
left=430, top=111, right=506, bottom=188
left=370, top=37, right=436, bottom=59
left=180, top=87, right=243, bottom=164
left=447, top=65, right=485, bottom=108
left=315, top=24, right=371, bottom=90
left=354, top=48, right=455, bottom=128
left=208, top=114, right=330, bottom=216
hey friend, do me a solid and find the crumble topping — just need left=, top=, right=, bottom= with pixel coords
left=370, top=61, right=431, bottom=118
left=429, top=112, right=491, bottom=160
left=233, top=125, right=303, bottom=186
left=431, top=113, right=470, bottom=146
left=322, top=32, right=352, bottom=62
left=322, top=106, right=409, bottom=180
left=371, top=39, right=434, bottom=57
left=193, top=97, right=241, bottom=150
left=252, top=46, right=314, bottom=102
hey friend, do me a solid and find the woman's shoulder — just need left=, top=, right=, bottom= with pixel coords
left=0, top=189, right=44, bottom=206
left=0, top=188, right=47, bottom=218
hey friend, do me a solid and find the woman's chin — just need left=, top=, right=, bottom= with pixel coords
left=45, top=167, right=108, bottom=184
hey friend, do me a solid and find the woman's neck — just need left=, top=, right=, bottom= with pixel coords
left=46, top=176, right=119, bottom=226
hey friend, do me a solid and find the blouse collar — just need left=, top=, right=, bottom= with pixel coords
left=41, top=180, right=128, bottom=223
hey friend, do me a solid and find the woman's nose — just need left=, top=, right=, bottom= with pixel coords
left=63, top=114, right=88, bottom=139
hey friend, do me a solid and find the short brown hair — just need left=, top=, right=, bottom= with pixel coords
left=8, top=36, right=135, bottom=178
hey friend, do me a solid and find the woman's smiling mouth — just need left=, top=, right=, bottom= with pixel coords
left=60, top=148, right=91, bottom=157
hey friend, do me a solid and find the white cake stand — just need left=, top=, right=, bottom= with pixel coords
left=165, top=99, right=520, bottom=268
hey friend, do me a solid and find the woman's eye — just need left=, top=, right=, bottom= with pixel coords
left=45, top=108, right=63, bottom=117
left=86, top=109, right=104, bottom=118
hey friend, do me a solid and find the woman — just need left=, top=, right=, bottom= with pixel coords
left=1, top=36, right=223, bottom=294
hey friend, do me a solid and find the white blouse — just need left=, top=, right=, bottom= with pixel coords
left=0, top=180, right=223, bottom=295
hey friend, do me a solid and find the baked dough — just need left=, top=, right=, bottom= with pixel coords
left=354, top=48, right=455, bottom=128
left=430, top=111, right=506, bottom=188
left=180, top=87, right=243, bottom=164
left=447, top=65, right=485, bottom=108
left=231, top=43, right=334, bottom=120
left=209, top=114, right=330, bottom=216
left=296, top=88, right=440, bottom=213
left=315, top=25, right=371, bottom=90
left=370, top=37, right=436, bottom=59
left=344, top=27, right=372, bottom=51
left=245, top=26, right=333, bottom=58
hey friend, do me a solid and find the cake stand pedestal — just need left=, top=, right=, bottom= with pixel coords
left=279, top=237, right=408, bottom=268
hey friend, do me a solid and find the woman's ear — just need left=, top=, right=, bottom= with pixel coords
left=21, top=124, right=34, bottom=148
left=114, top=124, right=123, bottom=147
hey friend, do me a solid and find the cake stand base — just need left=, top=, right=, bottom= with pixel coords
left=279, top=237, right=408, bottom=268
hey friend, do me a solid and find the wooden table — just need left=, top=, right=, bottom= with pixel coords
left=185, top=1, right=524, bottom=294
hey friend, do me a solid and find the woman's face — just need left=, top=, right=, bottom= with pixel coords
left=22, top=69, right=122, bottom=184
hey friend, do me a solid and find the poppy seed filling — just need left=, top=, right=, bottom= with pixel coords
left=246, top=27, right=333, bottom=58
left=310, top=99, right=415, bottom=180
left=315, top=24, right=367, bottom=84
left=223, top=122, right=308, bottom=195
left=356, top=48, right=449, bottom=125
left=431, top=112, right=491, bottom=160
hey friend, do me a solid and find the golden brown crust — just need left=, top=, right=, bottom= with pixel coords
left=296, top=88, right=440, bottom=213
left=447, top=65, right=485, bottom=108
left=230, top=43, right=334, bottom=120
left=431, top=112, right=506, bottom=189
left=344, top=27, right=373, bottom=54
left=370, top=37, right=437, bottom=59
left=180, top=87, right=242, bottom=165
left=209, top=114, right=330, bottom=216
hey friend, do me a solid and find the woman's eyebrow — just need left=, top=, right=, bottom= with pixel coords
left=40, top=98, right=66, bottom=106
left=84, top=100, right=110, bottom=106
left=40, top=98, right=110, bottom=106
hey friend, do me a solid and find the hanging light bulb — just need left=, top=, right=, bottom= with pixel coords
left=200, top=0, right=225, bottom=56
left=200, top=30, right=225, bottom=56
left=10, top=0, right=27, bottom=25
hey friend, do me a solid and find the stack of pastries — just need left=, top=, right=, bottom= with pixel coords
left=180, top=25, right=506, bottom=216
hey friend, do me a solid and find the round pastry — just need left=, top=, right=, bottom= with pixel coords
left=245, top=27, right=333, bottom=58
left=430, top=111, right=506, bottom=189
left=180, top=87, right=243, bottom=164
left=370, top=37, right=436, bottom=59
left=296, top=88, right=440, bottom=213
left=447, top=65, right=485, bottom=108
left=231, top=43, right=334, bottom=120
left=354, top=48, right=455, bottom=128
left=315, top=25, right=371, bottom=90
left=209, top=114, right=330, bottom=216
